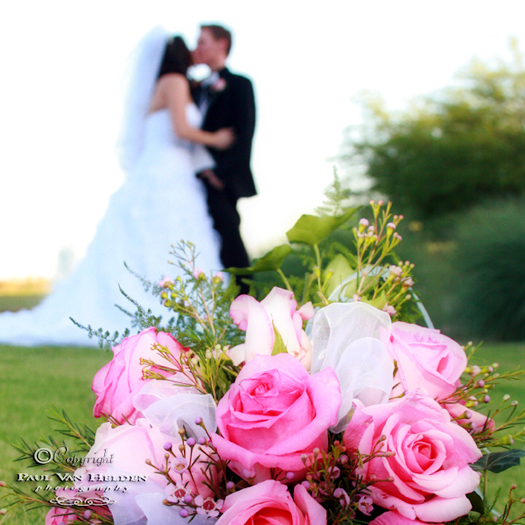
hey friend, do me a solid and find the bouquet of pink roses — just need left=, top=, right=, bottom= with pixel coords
left=3, top=202, right=525, bottom=525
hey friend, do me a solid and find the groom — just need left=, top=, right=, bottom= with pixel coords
left=193, top=24, right=256, bottom=293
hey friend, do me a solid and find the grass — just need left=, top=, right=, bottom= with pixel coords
left=0, top=342, right=524, bottom=524
left=469, top=344, right=525, bottom=520
left=0, top=346, right=110, bottom=524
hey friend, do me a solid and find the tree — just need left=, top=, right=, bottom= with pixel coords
left=342, top=40, right=525, bottom=221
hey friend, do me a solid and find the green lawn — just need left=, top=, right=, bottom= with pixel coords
left=0, top=343, right=524, bottom=524
left=0, top=346, right=110, bottom=524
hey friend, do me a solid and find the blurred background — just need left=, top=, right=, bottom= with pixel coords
left=1, top=0, right=524, bottom=341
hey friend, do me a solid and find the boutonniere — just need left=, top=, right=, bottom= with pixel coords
left=210, top=77, right=227, bottom=93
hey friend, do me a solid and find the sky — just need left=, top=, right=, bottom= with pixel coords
left=0, top=0, right=523, bottom=280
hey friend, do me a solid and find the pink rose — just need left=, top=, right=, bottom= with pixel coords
left=370, top=511, right=442, bottom=525
left=216, top=480, right=326, bottom=524
left=45, top=506, right=77, bottom=525
left=92, top=327, right=184, bottom=423
left=343, top=391, right=481, bottom=522
left=212, top=353, right=341, bottom=482
left=387, top=322, right=467, bottom=399
left=445, top=402, right=495, bottom=434
left=229, top=287, right=314, bottom=369
left=45, top=488, right=111, bottom=524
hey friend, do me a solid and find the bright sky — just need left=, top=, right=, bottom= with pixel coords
left=1, top=0, right=523, bottom=280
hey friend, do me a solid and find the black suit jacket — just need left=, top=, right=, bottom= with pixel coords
left=195, top=68, right=257, bottom=199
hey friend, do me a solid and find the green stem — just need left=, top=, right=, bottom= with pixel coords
left=277, top=268, right=293, bottom=291
left=313, top=243, right=323, bottom=293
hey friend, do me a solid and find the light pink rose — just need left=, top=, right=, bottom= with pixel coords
left=370, top=511, right=443, bottom=525
left=228, top=287, right=314, bottom=369
left=212, top=353, right=341, bottom=482
left=92, top=327, right=184, bottom=423
left=77, top=419, right=216, bottom=500
left=343, top=391, right=482, bottom=523
left=216, top=480, right=326, bottom=525
left=76, top=419, right=217, bottom=524
left=75, top=419, right=168, bottom=489
left=387, top=322, right=467, bottom=399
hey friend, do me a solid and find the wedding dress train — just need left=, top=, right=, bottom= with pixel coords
left=0, top=105, right=222, bottom=346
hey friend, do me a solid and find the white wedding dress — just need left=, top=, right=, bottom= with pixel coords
left=0, top=105, right=222, bottom=346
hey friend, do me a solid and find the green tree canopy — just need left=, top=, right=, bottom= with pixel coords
left=343, top=40, right=525, bottom=220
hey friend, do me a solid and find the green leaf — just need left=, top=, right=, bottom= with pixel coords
left=362, top=291, right=388, bottom=310
left=271, top=324, right=288, bottom=356
left=342, top=275, right=379, bottom=299
left=286, top=207, right=358, bottom=246
left=472, top=450, right=525, bottom=473
left=466, top=490, right=485, bottom=516
left=324, top=254, right=354, bottom=297
left=225, top=244, right=292, bottom=275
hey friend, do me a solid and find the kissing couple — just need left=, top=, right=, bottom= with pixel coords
left=0, top=24, right=256, bottom=346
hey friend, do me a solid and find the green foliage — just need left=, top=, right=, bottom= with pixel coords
left=225, top=244, right=292, bottom=275
left=271, top=325, right=288, bottom=356
left=285, top=207, right=358, bottom=246
left=451, top=198, right=525, bottom=341
left=473, top=450, right=525, bottom=474
left=235, top=180, right=421, bottom=323
left=159, top=242, right=243, bottom=353
left=342, top=41, right=525, bottom=220
left=316, top=169, right=355, bottom=217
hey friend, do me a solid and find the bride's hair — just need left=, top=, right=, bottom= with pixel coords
left=156, top=36, right=192, bottom=78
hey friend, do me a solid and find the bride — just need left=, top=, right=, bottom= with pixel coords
left=0, top=28, right=233, bottom=346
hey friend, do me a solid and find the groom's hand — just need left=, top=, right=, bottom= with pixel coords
left=200, top=170, right=225, bottom=191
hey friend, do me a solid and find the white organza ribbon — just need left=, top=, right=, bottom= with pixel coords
left=134, top=381, right=217, bottom=440
left=309, top=302, right=394, bottom=432
left=102, top=464, right=162, bottom=525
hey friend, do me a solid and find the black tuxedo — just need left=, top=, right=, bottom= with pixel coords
left=194, top=68, right=256, bottom=284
